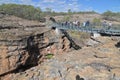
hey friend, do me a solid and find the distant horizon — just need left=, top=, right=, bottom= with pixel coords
left=0, top=0, right=120, bottom=13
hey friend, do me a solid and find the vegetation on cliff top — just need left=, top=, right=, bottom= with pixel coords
left=102, top=11, right=120, bottom=21
left=0, top=4, right=44, bottom=21
left=0, top=4, right=120, bottom=21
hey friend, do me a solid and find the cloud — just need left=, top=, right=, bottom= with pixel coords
left=20, top=0, right=34, bottom=5
left=112, top=7, right=120, bottom=11
left=0, top=0, right=33, bottom=5
left=0, top=0, right=90, bottom=12
left=0, top=0, right=17, bottom=4
left=84, top=7, right=93, bottom=11
left=42, top=0, right=57, bottom=3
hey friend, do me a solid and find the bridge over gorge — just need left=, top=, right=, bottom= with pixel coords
left=48, top=19, right=120, bottom=36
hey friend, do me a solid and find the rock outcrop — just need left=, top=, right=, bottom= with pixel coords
left=0, top=15, right=79, bottom=80
left=6, top=37, right=120, bottom=80
left=0, top=14, right=120, bottom=80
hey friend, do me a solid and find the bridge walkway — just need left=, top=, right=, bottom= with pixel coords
left=49, top=22, right=120, bottom=36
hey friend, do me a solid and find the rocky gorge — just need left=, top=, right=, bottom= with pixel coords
left=0, top=14, right=120, bottom=80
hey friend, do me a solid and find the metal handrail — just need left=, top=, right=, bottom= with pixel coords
left=48, top=22, right=120, bottom=36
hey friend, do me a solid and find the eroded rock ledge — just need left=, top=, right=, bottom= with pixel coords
left=0, top=15, right=80, bottom=80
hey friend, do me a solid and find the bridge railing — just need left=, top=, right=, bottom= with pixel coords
left=47, top=20, right=120, bottom=35
left=51, top=22, right=120, bottom=30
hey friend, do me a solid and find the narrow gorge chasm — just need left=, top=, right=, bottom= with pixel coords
left=0, top=14, right=120, bottom=80
left=0, top=15, right=80, bottom=80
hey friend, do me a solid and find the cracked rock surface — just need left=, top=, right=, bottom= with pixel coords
left=0, top=15, right=75, bottom=80
left=0, top=14, right=120, bottom=80
left=2, top=36, right=119, bottom=80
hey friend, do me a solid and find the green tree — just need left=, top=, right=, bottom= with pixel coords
left=63, top=16, right=70, bottom=21
left=68, top=9, right=72, bottom=15
left=0, top=4, right=44, bottom=21
left=93, top=18, right=101, bottom=25
left=102, top=11, right=120, bottom=21
left=45, top=8, right=52, bottom=13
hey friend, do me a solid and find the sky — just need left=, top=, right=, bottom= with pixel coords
left=0, top=0, right=120, bottom=13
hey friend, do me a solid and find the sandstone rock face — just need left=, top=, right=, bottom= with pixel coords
left=0, top=14, right=120, bottom=80
left=5, top=37, right=120, bottom=80
left=0, top=15, right=73, bottom=80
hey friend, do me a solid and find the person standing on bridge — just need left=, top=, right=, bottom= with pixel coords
left=102, top=21, right=107, bottom=29
left=83, top=21, right=86, bottom=27
left=85, top=20, right=90, bottom=30
left=86, top=20, right=90, bottom=26
left=77, top=21, right=80, bottom=26
left=65, top=21, right=68, bottom=25
left=108, top=22, right=112, bottom=30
